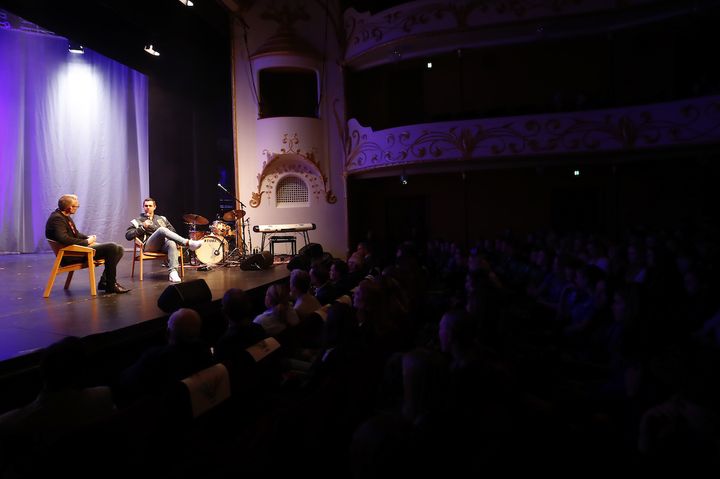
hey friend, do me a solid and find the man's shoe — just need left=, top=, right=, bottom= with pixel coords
left=187, top=239, right=203, bottom=251
left=169, top=270, right=181, bottom=283
left=107, top=283, right=130, bottom=294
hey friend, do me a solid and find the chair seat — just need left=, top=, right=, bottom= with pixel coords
left=132, top=238, right=184, bottom=281
left=44, top=240, right=105, bottom=297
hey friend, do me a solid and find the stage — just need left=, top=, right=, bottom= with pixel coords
left=0, top=252, right=290, bottom=365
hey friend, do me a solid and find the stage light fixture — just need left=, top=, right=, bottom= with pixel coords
left=574, top=169, right=580, bottom=176
left=144, top=44, right=160, bottom=56
left=68, top=42, right=84, bottom=54
left=427, top=61, right=432, bottom=69
left=178, top=0, right=194, bottom=6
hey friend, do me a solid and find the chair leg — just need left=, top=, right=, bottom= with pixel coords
left=179, top=248, right=185, bottom=278
left=139, top=255, right=144, bottom=281
left=43, top=253, right=65, bottom=298
left=64, top=271, right=74, bottom=289
left=88, top=260, right=98, bottom=296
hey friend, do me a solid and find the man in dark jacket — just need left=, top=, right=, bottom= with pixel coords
left=45, top=194, right=129, bottom=294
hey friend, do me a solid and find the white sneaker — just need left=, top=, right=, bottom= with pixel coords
left=169, top=270, right=181, bottom=283
left=187, top=239, right=203, bottom=251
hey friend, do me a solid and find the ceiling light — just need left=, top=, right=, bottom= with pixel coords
left=144, top=44, right=160, bottom=56
left=68, top=42, right=84, bottom=54
left=178, top=0, right=194, bottom=6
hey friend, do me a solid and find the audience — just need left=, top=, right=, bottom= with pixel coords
left=253, top=283, right=299, bottom=336
left=290, top=269, right=322, bottom=320
left=214, top=288, right=268, bottom=363
left=0, top=337, right=116, bottom=475
left=114, top=308, right=215, bottom=405
left=4, top=223, right=720, bottom=474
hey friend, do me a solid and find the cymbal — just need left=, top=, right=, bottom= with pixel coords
left=222, top=209, right=245, bottom=221
left=182, top=213, right=209, bottom=225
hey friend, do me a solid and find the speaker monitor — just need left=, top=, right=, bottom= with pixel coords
left=298, top=242, right=323, bottom=259
left=241, top=251, right=273, bottom=271
left=157, top=279, right=212, bottom=313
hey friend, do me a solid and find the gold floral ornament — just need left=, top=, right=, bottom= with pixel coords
left=250, top=133, right=337, bottom=208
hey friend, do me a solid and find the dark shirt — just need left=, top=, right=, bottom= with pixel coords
left=114, top=341, right=215, bottom=405
left=315, top=281, right=338, bottom=306
left=214, top=322, right=268, bottom=364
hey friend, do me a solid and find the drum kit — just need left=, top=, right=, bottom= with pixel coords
left=182, top=209, right=251, bottom=267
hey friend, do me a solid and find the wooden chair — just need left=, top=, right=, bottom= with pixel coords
left=44, top=239, right=105, bottom=297
left=131, top=238, right=184, bottom=280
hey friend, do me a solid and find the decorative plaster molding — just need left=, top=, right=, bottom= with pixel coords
left=344, top=96, right=720, bottom=173
left=344, top=0, right=660, bottom=62
left=251, top=133, right=337, bottom=207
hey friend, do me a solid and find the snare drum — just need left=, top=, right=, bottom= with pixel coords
left=210, top=220, right=231, bottom=237
left=195, top=234, right=228, bottom=265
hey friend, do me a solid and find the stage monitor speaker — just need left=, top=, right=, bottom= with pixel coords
left=287, top=253, right=310, bottom=271
left=298, top=242, right=323, bottom=259
left=241, top=251, right=273, bottom=271
left=157, top=279, right=212, bottom=313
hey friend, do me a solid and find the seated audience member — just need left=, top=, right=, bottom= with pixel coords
left=114, top=308, right=215, bottom=405
left=253, top=283, right=299, bottom=336
left=290, top=269, right=322, bottom=320
left=0, top=337, right=116, bottom=473
left=214, top=288, right=268, bottom=362
left=311, top=265, right=337, bottom=305
left=330, top=258, right=355, bottom=296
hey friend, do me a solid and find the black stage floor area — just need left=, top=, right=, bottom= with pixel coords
left=0, top=253, right=289, bottom=366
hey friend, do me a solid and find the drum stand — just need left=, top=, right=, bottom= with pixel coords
left=224, top=216, right=251, bottom=267
left=187, top=223, right=199, bottom=266
left=224, top=219, right=247, bottom=265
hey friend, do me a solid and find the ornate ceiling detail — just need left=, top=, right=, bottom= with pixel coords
left=344, top=96, right=720, bottom=173
left=251, top=133, right=337, bottom=207
left=0, top=9, right=56, bottom=35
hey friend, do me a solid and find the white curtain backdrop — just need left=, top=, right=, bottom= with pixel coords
left=0, top=27, right=148, bottom=253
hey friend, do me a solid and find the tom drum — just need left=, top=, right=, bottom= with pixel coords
left=210, top=220, right=231, bottom=237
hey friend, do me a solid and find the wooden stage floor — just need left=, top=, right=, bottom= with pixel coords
left=0, top=252, right=289, bottom=364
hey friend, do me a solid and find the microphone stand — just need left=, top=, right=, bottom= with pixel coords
left=217, top=183, right=248, bottom=261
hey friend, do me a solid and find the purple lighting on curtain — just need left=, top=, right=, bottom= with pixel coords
left=0, top=22, right=149, bottom=253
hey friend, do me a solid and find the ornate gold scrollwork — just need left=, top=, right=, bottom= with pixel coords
left=251, top=133, right=336, bottom=207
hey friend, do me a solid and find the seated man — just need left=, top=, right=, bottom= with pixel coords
left=46, top=194, right=129, bottom=294
left=125, top=197, right=202, bottom=282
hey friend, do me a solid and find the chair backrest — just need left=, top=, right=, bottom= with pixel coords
left=47, top=239, right=64, bottom=256
left=181, top=363, right=231, bottom=418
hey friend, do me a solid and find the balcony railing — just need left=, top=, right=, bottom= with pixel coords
left=343, top=96, right=720, bottom=174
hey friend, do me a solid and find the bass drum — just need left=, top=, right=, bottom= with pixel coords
left=195, top=234, right=228, bottom=265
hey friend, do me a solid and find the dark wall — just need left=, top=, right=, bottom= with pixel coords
left=347, top=153, right=720, bottom=253
left=147, top=54, right=234, bottom=235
